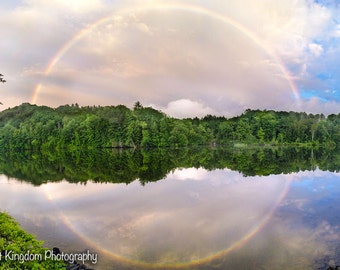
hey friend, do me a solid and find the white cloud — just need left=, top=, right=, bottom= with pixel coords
left=161, top=99, right=218, bottom=119
left=308, top=43, right=324, bottom=57
left=136, top=22, right=153, bottom=35
left=296, top=97, right=340, bottom=116
left=23, top=0, right=105, bottom=14
left=331, top=24, right=340, bottom=37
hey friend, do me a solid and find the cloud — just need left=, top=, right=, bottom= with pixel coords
left=32, top=5, right=300, bottom=116
left=23, top=0, right=105, bottom=14
left=158, top=99, right=217, bottom=119
left=331, top=24, right=340, bottom=37
left=1, top=0, right=340, bottom=116
left=308, top=43, right=324, bottom=57
left=298, top=97, right=340, bottom=115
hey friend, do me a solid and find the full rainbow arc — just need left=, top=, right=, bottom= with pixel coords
left=31, top=3, right=300, bottom=104
left=36, top=4, right=297, bottom=267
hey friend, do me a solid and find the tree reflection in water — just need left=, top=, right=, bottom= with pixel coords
left=0, top=146, right=338, bottom=185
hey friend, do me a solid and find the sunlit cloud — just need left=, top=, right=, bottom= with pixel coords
left=1, top=0, right=340, bottom=116
left=159, top=99, right=218, bottom=119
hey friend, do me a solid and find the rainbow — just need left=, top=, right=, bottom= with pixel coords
left=31, top=3, right=300, bottom=104
left=43, top=174, right=293, bottom=269
left=37, top=5, right=297, bottom=267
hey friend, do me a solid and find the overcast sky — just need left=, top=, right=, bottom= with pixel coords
left=1, top=0, right=340, bottom=118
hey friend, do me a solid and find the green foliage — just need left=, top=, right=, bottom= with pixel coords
left=0, top=212, right=65, bottom=269
left=0, top=103, right=339, bottom=150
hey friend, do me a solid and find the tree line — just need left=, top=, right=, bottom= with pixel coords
left=0, top=102, right=339, bottom=151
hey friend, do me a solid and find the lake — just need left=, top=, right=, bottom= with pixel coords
left=0, top=147, right=339, bottom=269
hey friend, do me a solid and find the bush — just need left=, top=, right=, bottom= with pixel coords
left=0, top=212, right=65, bottom=269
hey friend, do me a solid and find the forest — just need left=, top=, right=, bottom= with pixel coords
left=0, top=102, right=339, bottom=151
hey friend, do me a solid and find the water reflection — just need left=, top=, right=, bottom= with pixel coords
left=0, top=146, right=339, bottom=185
left=0, top=170, right=287, bottom=268
left=0, top=147, right=339, bottom=269
left=58, top=169, right=288, bottom=264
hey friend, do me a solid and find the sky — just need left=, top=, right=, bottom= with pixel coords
left=1, top=0, right=340, bottom=118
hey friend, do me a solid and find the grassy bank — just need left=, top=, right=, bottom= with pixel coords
left=0, top=212, right=65, bottom=269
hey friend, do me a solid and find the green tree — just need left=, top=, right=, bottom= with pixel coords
left=133, top=101, right=143, bottom=110
left=0, top=103, right=338, bottom=150
left=257, top=127, right=265, bottom=143
left=217, top=121, right=234, bottom=144
left=236, top=118, right=253, bottom=142
left=169, top=121, right=189, bottom=147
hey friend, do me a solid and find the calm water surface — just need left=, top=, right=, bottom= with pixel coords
left=0, top=148, right=339, bottom=269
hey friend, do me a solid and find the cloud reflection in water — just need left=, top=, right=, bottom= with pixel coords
left=26, top=169, right=288, bottom=265
left=0, top=169, right=339, bottom=269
